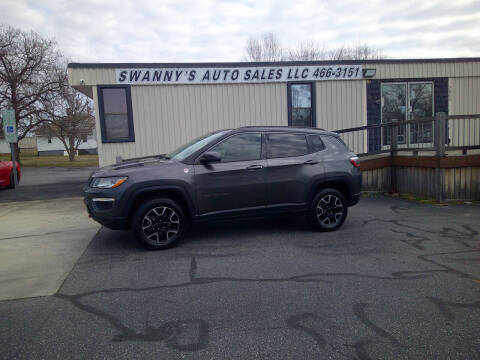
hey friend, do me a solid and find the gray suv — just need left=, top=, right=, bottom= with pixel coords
left=84, top=127, right=361, bottom=249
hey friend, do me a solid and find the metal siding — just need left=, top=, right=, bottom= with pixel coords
left=96, top=83, right=286, bottom=165
left=69, top=62, right=480, bottom=165
left=316, top=80, right=367, bottom=154
left=373, top=62, right=480, bottom=79
left=448, top=77, right=480, bottom=147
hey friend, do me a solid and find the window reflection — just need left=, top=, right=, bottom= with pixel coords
left=409, top=83, right=433, bottom=143
left=290, top=84, right=313, bottom=127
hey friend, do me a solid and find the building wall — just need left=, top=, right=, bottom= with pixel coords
left=94, top=82, right=288, bottom=166
left=19, top=137, right=37, bottom=152
left=0, top=140, right=10, bottom=154
left=373, top=61, right=480, bottom=79
left=316, top=80, right=367, bottom=154
left=0, top=137, right=38, bottom=154
left=37, top=136, right=97, bottom=154
left=69, top=60, right=480, bottom=166
left=448, top=77, right=480, bottom=147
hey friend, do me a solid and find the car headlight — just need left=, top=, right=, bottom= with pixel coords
left=91, top=177, right=128, bottom=189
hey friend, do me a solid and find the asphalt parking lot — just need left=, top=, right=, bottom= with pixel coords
left=0, top=167, right=96, bottom=202
left=1, top=194, right=479, bottom=359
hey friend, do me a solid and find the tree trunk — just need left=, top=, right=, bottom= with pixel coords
left=68, top=136, right=76, bottom=162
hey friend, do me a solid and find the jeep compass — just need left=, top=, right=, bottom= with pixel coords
left=84, top=127, right=361, bottom=249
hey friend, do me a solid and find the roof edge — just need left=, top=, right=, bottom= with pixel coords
left=68, top=57, right=480, bottom=69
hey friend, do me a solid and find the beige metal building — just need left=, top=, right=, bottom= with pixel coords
left=68, top=58, right=480, bottom=167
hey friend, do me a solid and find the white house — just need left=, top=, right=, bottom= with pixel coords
left=37, top=129, right=98, bottom=156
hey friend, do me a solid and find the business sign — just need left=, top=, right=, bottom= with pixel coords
left=116, top=65, right=363, bottom=85
left=1, top=109, right=17, bottom=143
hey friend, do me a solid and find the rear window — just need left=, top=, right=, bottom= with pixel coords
left=307, top=134, right=325, bottom=153
left=322, top=135, right=351, bottom=152
left=267, top=133, right=308, bottom=158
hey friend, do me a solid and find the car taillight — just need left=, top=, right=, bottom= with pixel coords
left=350, top=157, right=360, bottom=168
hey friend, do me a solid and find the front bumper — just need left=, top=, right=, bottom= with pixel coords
left=84, top=187, right=129, bottom=230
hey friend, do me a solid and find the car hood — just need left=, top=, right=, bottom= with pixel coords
left=90, top=157, right=180, bottom=178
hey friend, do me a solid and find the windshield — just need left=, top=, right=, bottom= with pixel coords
left=168, top=130, right=230, bottom=161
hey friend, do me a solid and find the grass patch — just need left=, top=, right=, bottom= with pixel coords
left=0, top=153, right=99, bottom=168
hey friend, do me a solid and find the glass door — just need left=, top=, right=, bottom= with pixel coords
left=381, top=83, right=407, bottom=146
left=381, top=81, right=434, bottom=147
left=408, top=82, right=433, bottom=143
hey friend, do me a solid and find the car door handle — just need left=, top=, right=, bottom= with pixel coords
left=246, top=164, right=263, bottom=170
left=304, top=159, right=319, bottom=165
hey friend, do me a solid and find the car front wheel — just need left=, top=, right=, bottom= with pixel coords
left=133, top=198, right=186, bottom=250
left=309, top=188, right=348, bottom=232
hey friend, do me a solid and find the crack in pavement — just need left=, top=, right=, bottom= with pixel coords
left=54, top=252, right=472, bottom=350
left=353, top=303, right=400, bottom=347
left=426, top=296, right=480, bottom=321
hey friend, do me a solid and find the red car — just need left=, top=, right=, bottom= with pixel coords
left=0, top=160, right=21, bottom=188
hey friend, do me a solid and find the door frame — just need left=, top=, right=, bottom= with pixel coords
left=287, top=81, right=317, bottom=128
left=380, top=81, right=434, bottom=148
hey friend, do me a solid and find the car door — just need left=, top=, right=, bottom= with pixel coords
left=266, top=132, right=325, bottom=208
left=194, top=132, right=267, bottom=215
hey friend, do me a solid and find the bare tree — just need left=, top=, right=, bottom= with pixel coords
left=243, top=32, right=284, bottom=62
left=328, top=43, right=385, bottom=60
left=287, top=41, right=328, bottom=61
left=0, top=25, right=63, bottom=161
left=243, top=33, right=385, bottom=61
left=39, top=70, right=95, bottom=162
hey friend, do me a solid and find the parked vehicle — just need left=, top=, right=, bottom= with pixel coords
left=84, top=127, right=361, bottom=249
left=0, top=160, right=21, bottom=189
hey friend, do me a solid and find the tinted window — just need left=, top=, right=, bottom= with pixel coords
left=307, top=134, right=325, bottom=153
left=322, top=136, right=351, bottom=152
left=209, top=133, right=262, bottom=162
left=267, top=133, right=308, bottom=158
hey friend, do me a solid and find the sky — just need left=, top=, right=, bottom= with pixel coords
left=1, top=0, right=479, bottom=63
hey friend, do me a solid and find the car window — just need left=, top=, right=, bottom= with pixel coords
left=169, top=130, right=229, bottom=161
left=322, top=135, right=351, bottom=152
left=209, top=133, right=262, bottom=163
left=267, top=133, right=308, bottom=158
left=307, top=134, right=325, bottom=153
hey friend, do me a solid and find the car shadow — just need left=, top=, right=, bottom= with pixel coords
left=90, top=214, right=314, bottom=253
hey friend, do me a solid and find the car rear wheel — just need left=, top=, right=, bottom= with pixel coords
left=7, top=173, right=15, bottom=189
left=133, top=198, right=186, bottom=250
left=309, top=188, right=348, bottom=232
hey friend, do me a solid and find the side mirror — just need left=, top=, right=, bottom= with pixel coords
left=199, top=151, right=221, bottom=164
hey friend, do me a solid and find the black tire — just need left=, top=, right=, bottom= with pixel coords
left=309, top=188, right=348, bottom=232
left=7, top=173, right=15, bottom=189
left=133, top=198, right=187, bottom=250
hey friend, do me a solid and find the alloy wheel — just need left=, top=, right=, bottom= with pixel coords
left=141, top=206, right=180, bottom=244
left=316, top=194, right=344, bottom=227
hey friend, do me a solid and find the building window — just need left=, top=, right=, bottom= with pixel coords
left=98, top=86, right=135, bottom=143
left=82, top=135, right=88, bottom=142
left=47, top=136, right=52, bottom=144
left=381, top=81, right=433, bottom=145
left=288, top=83, right=316, bottom=127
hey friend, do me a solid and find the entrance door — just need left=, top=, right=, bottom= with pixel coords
left=381, top=82, right=434, bottom=147
left=381, top=83, right=407, bottom=146
left=408, top=82, right=434, bottom=143
left=194, top=132, right=267, bottom=215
